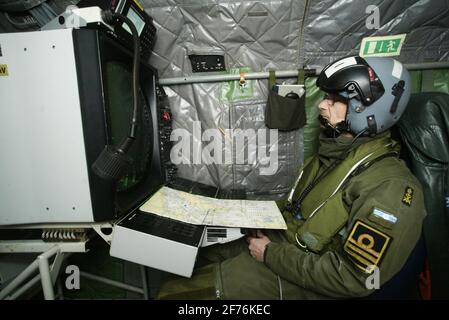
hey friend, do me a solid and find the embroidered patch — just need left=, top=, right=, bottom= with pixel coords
left=0, top=64, right=8, bottom=76
left=344, top=220, right=392, bottom=273
left=372, top=207, right=397, bottom=224
left=402, top=186, right=414, bottom=206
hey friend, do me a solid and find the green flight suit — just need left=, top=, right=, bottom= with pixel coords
left=157, top=132, right=426, bottom=299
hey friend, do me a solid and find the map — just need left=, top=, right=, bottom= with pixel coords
left=139, top=187, right=287, bottom=229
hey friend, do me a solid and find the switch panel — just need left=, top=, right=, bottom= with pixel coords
left=189, top=55, right=226, bottom=72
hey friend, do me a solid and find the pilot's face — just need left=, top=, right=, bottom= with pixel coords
left=318, top=93, right=348, bottom=127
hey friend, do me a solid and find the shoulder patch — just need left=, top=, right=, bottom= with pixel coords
left=402, top=186, right=414, bottom=206
left=344, top=220, right=392, bottom=273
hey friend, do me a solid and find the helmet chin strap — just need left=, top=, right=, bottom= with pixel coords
left=318, top=115, right=350, bottom=138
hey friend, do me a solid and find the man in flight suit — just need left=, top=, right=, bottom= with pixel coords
left=157, top=56, right=426, bottom=299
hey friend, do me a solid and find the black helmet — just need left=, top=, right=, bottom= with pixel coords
left=316, top=55, right=411, bottom=136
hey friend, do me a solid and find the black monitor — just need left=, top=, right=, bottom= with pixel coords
left=0, top=26, right=163, bottom=225
left=73, top=28, right=164, bottom=221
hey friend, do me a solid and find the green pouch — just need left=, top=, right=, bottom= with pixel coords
left=297, top=192, right=349, bottom=253
left=264, top=69, right=307, bottom=131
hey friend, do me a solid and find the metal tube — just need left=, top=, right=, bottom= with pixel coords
left=140, top=265, right=149, bottom=300
left=38, top=244, right=61, bottom=259
left=56, top=278, right=65, bottom=300
left=35, top=244, right=61, bottom=300
left=80, top=271, right=144, bottom=294
left=158, top=69, right=316, bottom=86
left=38, top=255, right=55, bottom=300
left=0, top=260, right=39, bottom=299
left=6, top=274, right=41, bottom=300
left=158, top=61, right=449, bottom=86
left=406, top=61, right=449, bottom=71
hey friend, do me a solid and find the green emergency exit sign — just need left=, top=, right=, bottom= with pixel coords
left=360, top=34, right=406, bottom=57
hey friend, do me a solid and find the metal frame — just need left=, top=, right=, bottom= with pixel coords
left=0, top=242, right=73, bottom=300
left=3, top=222, right=115, bottom=244
left=0, top=240, right=88, bottom=253
left=3, top=221, right=114, bottom=230
left=0, top=221, right=150, bottom=300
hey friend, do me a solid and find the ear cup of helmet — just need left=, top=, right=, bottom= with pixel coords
left=346, top=58, right=411, bottom=135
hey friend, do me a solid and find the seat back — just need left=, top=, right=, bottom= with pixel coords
left=365, top=92, right=449, bottom=299
left=397, top=92, right=449, bottom=299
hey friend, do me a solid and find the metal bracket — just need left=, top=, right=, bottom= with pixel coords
left=92, top=225, right=113, bottom=244
left=50, top=251, right=66, bottom=284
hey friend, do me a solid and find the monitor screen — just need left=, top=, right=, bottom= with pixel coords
left=104, top=61, right=154, bottom=193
